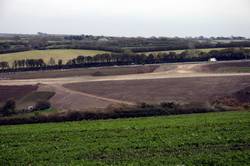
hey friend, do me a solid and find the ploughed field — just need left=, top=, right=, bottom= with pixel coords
left=0, top=85, right=55, bottom=110
left=0, top=85, right=38, bottom=107
left=0, top=111, right=249, bottom=165
left=64, top=75, right=250, bottom=104
left=1, top=60, right=250, bottom=111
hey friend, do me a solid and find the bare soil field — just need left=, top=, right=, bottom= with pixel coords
left=0, top=85, right=56, bottom=110
left=1, top=60, right=250, bottom=111
left=0, top=85, right=38, bottom=103
left=64, top=75, right=250, bottom=104
left=38, top=84, right=133, bottom=111
left=16, top=91, right=55, bottom=110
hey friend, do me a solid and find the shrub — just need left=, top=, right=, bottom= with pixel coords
left=35, top=101, right=51, bottom=111
left=160, top=101, right=178, bottom=109
left=139, top=102, right=154, bottom=108
left=1, top=100, right=16, bottom=116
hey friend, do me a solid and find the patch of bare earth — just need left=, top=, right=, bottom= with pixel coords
left=214, top=86, right=250, bottom=107
left=0, top=85, right=38, bottom=103
left=64, top=75, right=250, bottom=104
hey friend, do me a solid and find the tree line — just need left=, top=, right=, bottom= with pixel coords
left=1, top=34, right=250, bottom=54
left=67, top=48, right=250, bottom=66
left=0, top=48, right=249, bottom=72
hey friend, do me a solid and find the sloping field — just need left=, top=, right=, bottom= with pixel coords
left=0, top=85, right=38, bottom=104
left=64, top=75, right=250, bottom=104
left=0, top=85, right=55, bottom=110
left=16, top=91, right=55, bottom=110
left=38, top=84, right=129, bottom=111
left=0, top=111, right=249, bottom=165
left=0, top=49, right=110, bottom=64
left=1, top=61, right=249, bottom=111
left=1, top=60, right=249, bottom=81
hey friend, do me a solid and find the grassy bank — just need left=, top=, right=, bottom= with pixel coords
left=0, top=111, right=249, bottom=165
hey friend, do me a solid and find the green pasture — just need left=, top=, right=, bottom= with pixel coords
left=0, top=111, right=249, bottom=165
left=0, top=49, right=110, bottom=65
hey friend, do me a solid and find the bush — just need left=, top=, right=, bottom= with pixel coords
left=35, top=101, right=51, bottom=111
left=160, top=101, right=178, bottom=109
left=139, top=102, right=154, bottom=108
left=1, top=100, right=16, bottom=116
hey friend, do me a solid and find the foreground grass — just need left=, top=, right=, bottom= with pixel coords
left=0, top=111, right=249, bottom=165
left=0, top=49, right=110, bottom=64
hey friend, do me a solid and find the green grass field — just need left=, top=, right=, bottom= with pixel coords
left=142, top=47, right=250, bottom=55
left=0, top=111, right=249, bottom=165
left=217, top=67, right=250, bottom=73
left=0, top=49, right=110, bottom=65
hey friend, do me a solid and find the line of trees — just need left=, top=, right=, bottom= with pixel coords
left=12, top=59, right=46, bottom=68
left=0, top=48, right=249, bottom=72
left=0, top=62, right=9, bottom=69
left=66, top=48, right=250, bottom=66
left=1, top=34, right=250, bottom=54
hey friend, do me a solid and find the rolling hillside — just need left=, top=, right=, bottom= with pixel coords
left=0, top=111, right=249, bottom=165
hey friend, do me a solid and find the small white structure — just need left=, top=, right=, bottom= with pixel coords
left=27, top=105, right=34, bottom=111
left=209, top=58, right=217, bottom=62
left=98, top=38, right=109, bottom=42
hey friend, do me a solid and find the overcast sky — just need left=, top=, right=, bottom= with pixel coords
left=0, top=0, right=250, bottom=37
